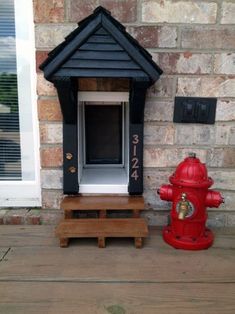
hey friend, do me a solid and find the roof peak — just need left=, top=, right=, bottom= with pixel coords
left=40, top=5, right=162, bottom=82
left=93, top=6, right=111, bottom=15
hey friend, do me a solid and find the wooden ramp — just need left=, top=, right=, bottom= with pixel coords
left=56, top=195, right=148, bottom=248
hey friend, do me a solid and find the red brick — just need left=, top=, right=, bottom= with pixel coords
left=0, top=210, right=8, bottom=224
left=144, top=148, right=207, bottom=168
left=142, top=0, right=217, bottom=24
left=26, top=210, right=41, bottom=225
left=147, top=76, right=175, bottom=98
left=223, top=148, right=235, bottom=167
left=39, top=123, right=62, bottom=144
left=35, top=24, right=77, bottom=49
left=38, top=99, right=62, bottom=121
left=34, top=0, right=65, bottom=23
left=182, top=27, right=235, bottom=49
left=217, top=100, right=235, bottom=121
left=42, top=190, right=63, bottom=209
left=4, top=210, right=28, bottom=225
left=99, top=0, right=137, bottom=23
left=37, top=73, right=57, bottom=97
left=214, top=53, right=235, bottom=75
left=36, top=51, right=49, bottom=72
left=41, top=146, right=63, bottom=167
left=156, top=52, right=212, bottom=74
left=221, top=2, right=235, bottom=24
left=40, top=210, right=63, bottom=224
left=177, top=77, right=235, bottom=98
left=127, top=26, right=159, bottom=48
left=145, top=100, right=174, bottom=122
left=68, top=0, right=98, bottom=22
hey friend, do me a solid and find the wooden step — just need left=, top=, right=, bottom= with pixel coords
left=56, top=218, right=148, bottom=248
left=61, top=195, right=145, bottom=211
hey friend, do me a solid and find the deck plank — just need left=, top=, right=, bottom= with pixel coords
left=0, top=282, right=234, bottom=314
left=1, top=226, right=235, bottom=313
left=0, top=249, right=9, bottom=261
left=1, top=226, right=234, bottom=249
left=0, top=241, right=234, bottom=283
left=0, top=226, right=57, bottom=248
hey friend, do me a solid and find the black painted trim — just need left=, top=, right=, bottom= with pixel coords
left=54, top=77, right=79, bottom=194
left=128, top=79, right=148, bottom=195
left=63, top=122, right=79, bottom=194
left=54, top=77, right=77, bottom=124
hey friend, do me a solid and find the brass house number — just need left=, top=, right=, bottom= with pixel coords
left=131, top=134, right=139, bottom=181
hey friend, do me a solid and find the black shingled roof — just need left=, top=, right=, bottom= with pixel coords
left=40, top=6, right=163, bottom=84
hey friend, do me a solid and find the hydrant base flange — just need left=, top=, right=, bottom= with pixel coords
left=162, top=226, right=214, bottom=250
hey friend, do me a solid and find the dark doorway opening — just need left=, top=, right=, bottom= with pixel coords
left=85, top=104, right=123, bottom=165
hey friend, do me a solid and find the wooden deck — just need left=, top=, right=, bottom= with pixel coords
left=0, top=226, right=235, bottom=314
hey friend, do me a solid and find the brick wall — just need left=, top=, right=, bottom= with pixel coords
left=4, top=0, right=234, bottom=226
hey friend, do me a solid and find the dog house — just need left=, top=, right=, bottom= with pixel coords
left=40, top=6, right=162, bottom=247
left=40, top=6, right=162, bottom=196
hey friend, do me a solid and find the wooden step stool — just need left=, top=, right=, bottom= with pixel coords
left=55, top=195, right=148, bottom=248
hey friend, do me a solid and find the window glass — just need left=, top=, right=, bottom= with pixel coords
left=0, top=0, right=21, bottom=180
left=0, top=0, right=41, bottom=206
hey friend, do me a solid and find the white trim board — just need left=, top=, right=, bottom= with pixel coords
left=77, top=92, right=129, bottom=194
left=79, top=168, right=128, bottom=194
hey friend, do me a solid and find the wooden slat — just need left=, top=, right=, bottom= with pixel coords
left=1, top=226, right=234, bottom=250
left=55, top=218, right=148, bottom=238
left=43, top=14, right=102, bottom=78
left=94, top=27, right=109, bottom=35
left=0, top=282, right=235, bottom=314
left=1, top=237, right=235, bottom=283
left=62, top=59, right=140, bottom=70
left=0, top=249, right=8, bottom=261
left=1, top=226, right=235, bottom=314
left=61, top=196, right=145, bottom=210
left=56, top=68, right=148, bottom=78
left=0, top=225, right=57, bottom=248
left=79, top=43, right=124, bottom=51
left=72, top=50, right=131, bottom=61
left=87, top=34, right=116, bottom=43
left=102, top=14, right=161, bottom=81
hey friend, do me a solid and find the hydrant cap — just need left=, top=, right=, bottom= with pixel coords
left=170, top=153, right=213, bottom=188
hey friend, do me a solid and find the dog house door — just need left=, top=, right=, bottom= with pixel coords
left=78, top=92, right=129, bottom=193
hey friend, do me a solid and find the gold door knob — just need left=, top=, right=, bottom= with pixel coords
left=69, top=166, right=76, bottom=173
left=66, top=153, right=73, bottom=160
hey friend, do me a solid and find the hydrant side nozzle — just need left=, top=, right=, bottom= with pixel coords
left=205, top=190, right=224, bottom=208
left=158, top=185, right=173, bottom=202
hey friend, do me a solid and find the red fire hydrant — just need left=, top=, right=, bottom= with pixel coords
left=158, top=153, right=224, bottom=250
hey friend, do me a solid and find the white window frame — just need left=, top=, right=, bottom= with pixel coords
left=0, top=0, right=41, bottom=207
